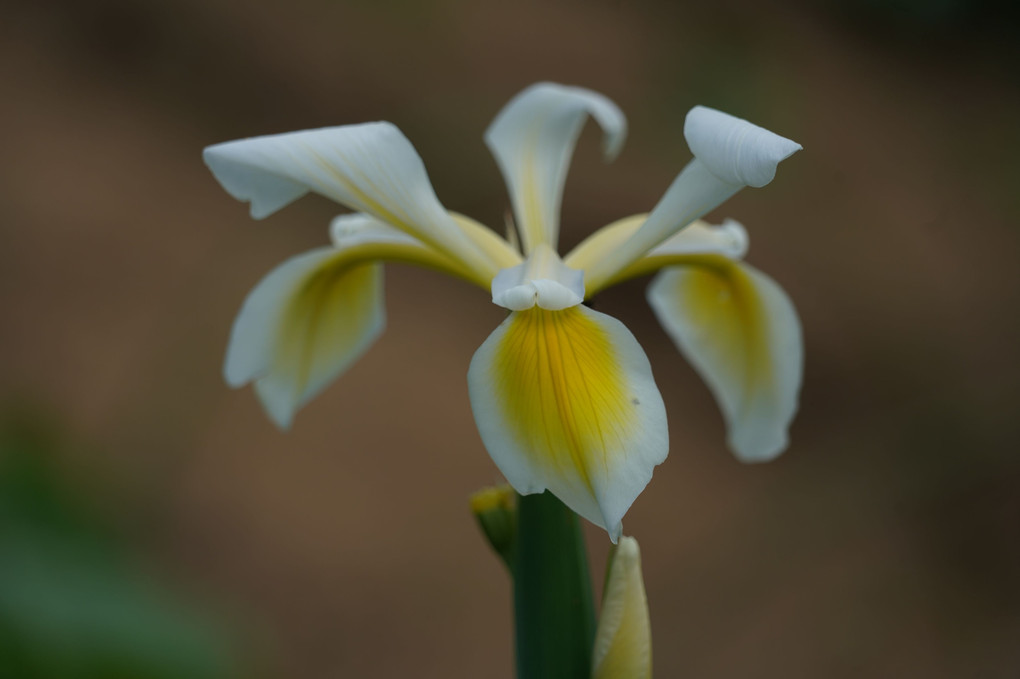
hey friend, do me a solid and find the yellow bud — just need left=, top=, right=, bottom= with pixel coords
left=469, top=485, right=517, bottom=571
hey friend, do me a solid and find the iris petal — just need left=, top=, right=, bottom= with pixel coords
left=467, top=305, right=667, bottom=540
left=203, top=122, right=498, bottom=279
left=227, top=214, right=481, bottom=428
left=648, top=259, right=802, bottom=461
left=226, top=247, right=385, bottom=429
left=485, top=82, right=626, bottom=254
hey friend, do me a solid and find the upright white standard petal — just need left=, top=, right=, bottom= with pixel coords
left=485, top=82, right=626, bottom=254
left=467, top=305, right=668, bottom=541
left=592, top=537, right=652, bottom=679
left=225, top=247, right=385, bottom=429
left=203, top=122, right=495, bottom=279
left=581, top=108, right=799, bottom=293
left=648, top=260, right=802, bottom=461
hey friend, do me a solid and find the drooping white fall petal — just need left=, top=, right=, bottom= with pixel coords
left=647, top=259, right=802, bottom=461
left=467, top=305, right=668, bottom=541
left=225, top=212, right=483, bottom=429
left=485, top=82, right=626, bottom=254
left=225, top=247, right=385, bottom=430
left=592, top=537, right=652, bottom=679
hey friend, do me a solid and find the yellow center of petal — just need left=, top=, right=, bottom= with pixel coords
left=275, top=259, right=381, bottom=399
left=682, top=261, right=771, bottom=404
left=492, top=307, right=634, bottom=490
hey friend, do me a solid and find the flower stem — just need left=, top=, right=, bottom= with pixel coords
left=513, top=491, right=596, bottom=679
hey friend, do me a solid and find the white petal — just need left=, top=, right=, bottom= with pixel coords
left=580, top=110, right=799, bottom=294
left=684, top=106, right=802, bottom=188
left=467, top=305, right=668, bottom=541
left=648, top=260, right=802, bottom=461
left=203, top=122, right=494, bottom=278
left=225, top=247, right=385, bottom=429
left=592, top=537, right=652, bottom=679
left=485, top=82, right=626, bottom=253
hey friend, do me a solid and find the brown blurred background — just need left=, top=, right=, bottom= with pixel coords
left=2, top=0, right=1019, bottom=676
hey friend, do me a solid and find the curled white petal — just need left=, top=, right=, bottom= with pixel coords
left=579, top=108, right=799, bottom=294
left=486, top=82, right=626, bottom=253
left=648, top=260, right=802, bottom=461
left=203, top=122, right=494, bottom=277
left=684, top=106, right=802, bottom=188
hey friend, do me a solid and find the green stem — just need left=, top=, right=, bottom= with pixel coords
left=513, top=492, right=596, bottom=679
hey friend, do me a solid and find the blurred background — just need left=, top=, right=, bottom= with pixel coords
left=2, top=0, right=1019, bottom=676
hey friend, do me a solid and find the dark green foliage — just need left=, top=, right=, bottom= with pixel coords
left=0, top=420, right=235, bottom=679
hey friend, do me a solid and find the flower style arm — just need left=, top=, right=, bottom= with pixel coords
left=565, top=216, right=749, bottom=296
left=576, top=106, right=801, bottom=293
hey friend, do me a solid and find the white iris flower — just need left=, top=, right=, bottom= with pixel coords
left=204, top=82, right=803, bottom=541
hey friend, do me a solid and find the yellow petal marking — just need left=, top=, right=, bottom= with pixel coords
left=270, top=258, right=382, bottom=402
left=680, top=259, right=772, bottom=413
left=492, top=307, right=635, bottom=492
left=518, top=159, right=546, bottom=253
